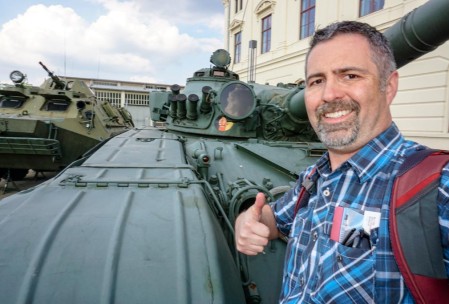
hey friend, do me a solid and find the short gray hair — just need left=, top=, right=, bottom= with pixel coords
left=306, top=21, right=396, bottom=90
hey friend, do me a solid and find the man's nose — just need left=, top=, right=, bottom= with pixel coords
left=321, top=78, right=344, bottom=102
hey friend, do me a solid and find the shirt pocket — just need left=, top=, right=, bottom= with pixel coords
left=314, top=237, right=376, bottom=304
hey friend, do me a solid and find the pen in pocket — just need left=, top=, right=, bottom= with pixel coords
left=341, top=228, right=357, bottom=246
left=341, top=228, right=371, bottom=249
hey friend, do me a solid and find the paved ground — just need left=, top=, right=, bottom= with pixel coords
left=0, top=170, right=57, bottom=200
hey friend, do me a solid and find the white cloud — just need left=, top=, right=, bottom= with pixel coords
left=1, top=5, right=85, bottom=65
left=0, top=0, right=224, bottom=85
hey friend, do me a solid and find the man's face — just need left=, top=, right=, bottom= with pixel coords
left=305, top=33, right=397, bottom=153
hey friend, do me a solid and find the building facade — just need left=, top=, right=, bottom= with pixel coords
left=222, top=0, right=449, bottom=149
left=66, top=77, right=172, bottom=127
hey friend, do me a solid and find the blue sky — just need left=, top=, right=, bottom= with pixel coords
left=0, top=0, right=224, bottom=85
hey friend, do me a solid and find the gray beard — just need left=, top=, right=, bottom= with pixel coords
left=317, top=119, right=360, bottom=149
left=315, top=100, right=361, bottom=149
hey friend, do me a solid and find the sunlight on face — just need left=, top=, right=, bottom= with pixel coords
left=305, top=34, right=395, bottom=152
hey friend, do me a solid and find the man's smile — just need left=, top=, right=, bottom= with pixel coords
left=324, top=109, right=352, bottom=119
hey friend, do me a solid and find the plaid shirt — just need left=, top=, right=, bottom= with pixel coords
left=271, top=123, right=449, bottom=303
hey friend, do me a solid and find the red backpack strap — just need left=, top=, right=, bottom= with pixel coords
left=293, top=167, right=317, bottom=217
left=390, top=149, right=449, bottom=303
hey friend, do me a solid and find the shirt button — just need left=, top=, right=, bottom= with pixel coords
left=337, top=255, right=343, bottom=263
left=312, top=231, right=318, bottom=241
left=300, top=276, right=305, bottom=286
left=323, top=188, right=330, bottom=197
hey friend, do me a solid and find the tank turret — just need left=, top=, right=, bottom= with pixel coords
left=149, top=49, right=317, bottom=142
left=0, top=0, right=448, bottom=303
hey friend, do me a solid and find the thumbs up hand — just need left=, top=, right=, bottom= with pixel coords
left=235, top=193, right=271, bottom=255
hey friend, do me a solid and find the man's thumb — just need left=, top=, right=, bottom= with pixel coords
left=251, top=192, right=266, bottom=221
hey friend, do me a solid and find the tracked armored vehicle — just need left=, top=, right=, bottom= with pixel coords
left=0, top=0, right=448, bottom=303
left=0, top=63, right=134, bottom=179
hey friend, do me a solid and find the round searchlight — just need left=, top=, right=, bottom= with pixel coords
left=10, top=70, right=26, bottom=84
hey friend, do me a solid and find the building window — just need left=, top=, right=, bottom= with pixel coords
left=234, top=32, right=242, bottom=63
left=261, top=14, right=271, bottom=54
left=95, top=90, right=122, bottom=107
left=92, top=81, right=117, bottom=87
left=125, top=93, right=149, bottom=106
left=235, top=0, right=243, bottom=13
left=300, top=0, right=315, bottom=39
left=360, top=0, right=384, bottom=17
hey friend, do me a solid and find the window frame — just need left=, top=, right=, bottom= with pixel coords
left=261, top=14, right=272, bottom=54
left=300, top=0, right=316, bottom=40
left=235, top=0, right=243, bottom=13
left=234, top=31, right=242, bottom=63
left=359, top=0, right=385, bottom=17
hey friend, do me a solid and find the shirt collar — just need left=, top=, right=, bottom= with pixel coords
left=313, top=123, right=405, bottom=183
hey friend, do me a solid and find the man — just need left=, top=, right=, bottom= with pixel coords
left=235, top=21, right=449, bottom=303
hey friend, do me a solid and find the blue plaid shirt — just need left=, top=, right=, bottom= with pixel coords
left=271, top=123, right=449, bottom=303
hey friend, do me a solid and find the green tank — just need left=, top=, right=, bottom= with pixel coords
left=0, top=0, right=447, bottom=303
left=0, top=62, right=134, bottom=179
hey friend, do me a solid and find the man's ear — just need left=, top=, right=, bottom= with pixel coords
left=386, top=70, right=399, bottom=106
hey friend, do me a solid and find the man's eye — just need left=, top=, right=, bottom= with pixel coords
left=345, top=74, right=358, bottom=79
left=309, top=79, right=323, bottom=86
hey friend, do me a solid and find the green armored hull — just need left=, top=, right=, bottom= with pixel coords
left=0, top=64, right=134, bottom=178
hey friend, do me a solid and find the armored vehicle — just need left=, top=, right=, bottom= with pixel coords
left=0, top=63, right=134, bottom=179
left=0, top=0, right=448, bottom=303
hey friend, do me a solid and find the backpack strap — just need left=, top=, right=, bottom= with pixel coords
left=293, top=167, right=317, bottom=217
left=390, top=149, right=449, bottom=303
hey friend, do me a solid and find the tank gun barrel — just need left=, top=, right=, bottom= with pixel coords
left=384, top=0, right=449, bottom=69
left=39, top=61, right=66, bottom=90
left=286, top=0, right=449, bottom=122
